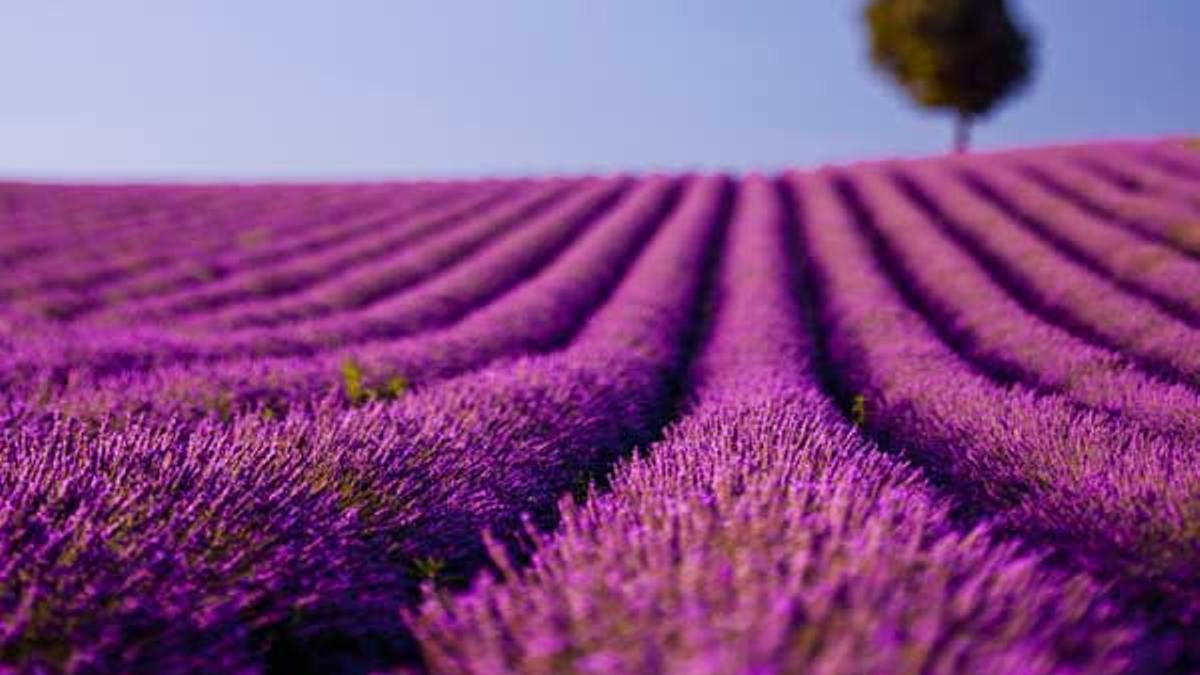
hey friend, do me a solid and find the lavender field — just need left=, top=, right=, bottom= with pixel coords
left=3, top=139, right=1200, bottom=673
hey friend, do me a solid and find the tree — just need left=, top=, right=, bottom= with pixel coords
left=864, top=0, right=1033, bottom=152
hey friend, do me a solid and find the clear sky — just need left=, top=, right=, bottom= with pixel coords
left=2, top=1, right=1197, bottom=179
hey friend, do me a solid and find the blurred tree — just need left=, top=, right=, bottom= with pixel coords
left=864, top=0, right=1033, bottom=152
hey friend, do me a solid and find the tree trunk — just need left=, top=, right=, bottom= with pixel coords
left=954, top=114, right=972, bottom=153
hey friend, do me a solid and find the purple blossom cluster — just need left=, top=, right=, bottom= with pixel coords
left=409, top=175, right=1135, bottom=674
left=795, top=162, right=1200, bottom=657
left=1, top=139, right=1198, bottom=672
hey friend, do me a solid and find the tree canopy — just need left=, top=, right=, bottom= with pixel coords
left=864, top=0, right=1033, bottom=151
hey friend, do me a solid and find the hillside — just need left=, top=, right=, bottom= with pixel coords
left=2, top=139, right=1199, bottom=673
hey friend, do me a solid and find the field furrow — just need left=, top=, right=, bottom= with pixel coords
left=901, top=161, right=1200, bottom=388
left=10, top=189, right=457, bottom=322
left=1073, top=148, right=1200, bottom=215
left=1020, top=152, right=1200, bottom=258
left=844, top=164, right=1200, bottom=438
left=0, top=174, right=726, bottom=672
left=189, top=182, right=576, bottom=330
left=1142, top=144, right=1200, bottom=181
left=92, top=184, right=517, bottom=325
left=962, top=160, right=1200, bottom=322
left=794, top=167, right=1200, bottom=646
left=408, top=174, right=1136, bottom=674
left=2, top=139, right=1198, bottom=673
left=71, top=185, right=461, bottom=316
left=42, top=177, right=682, bottom=419
left=0, top=184, right=426, bottom=314
left=0, top=179, right=627, bottom=388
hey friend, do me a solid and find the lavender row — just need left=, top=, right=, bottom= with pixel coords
left=8, top=186, right=455, bottom=324
left=1024, top=151, right=1200, bottom=258
left=0, top=183, right=259, bottom=261
left=796, top=168, right=1200, bottom=645
left=0, top=186, right=264, bottom=295
left=848, top=163, right=1200, bottom=439
left=0, top=179, right=625, bottom=390
left=46, top=176, right=680, bottom=420
left=76, top=185, right=467, bottom=319
left=998, top=140, right=1200, bottom=213
left=0, top=183, right=424, bottom=310
left=0, top=409, right=415, bottom=672
left=0, top=185, right=225, bottom=267
left=92, top=182, right=515, bottom=325
left=409, top=175, right=1136, bottom=674
left=0, top=174, right=725, bottom=672
left=1142, top=142, right=1200, bottom=181
left=0, top=185, right=427, bottom=323
left=63, top=184, right=460, bottom=321
left=191, top=180, right=573, bottom=330
left=962, top=158, right=1200, bottom=323
left=1066, top=146, right=1200, bottom=220
left=0, top=182, right=463, bottom=353
left=902, top=160, right=1200, bottom=388
left=0, top=184, right=330, bottom=290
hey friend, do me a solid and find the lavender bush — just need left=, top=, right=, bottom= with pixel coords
left=1, top=139, right=1197, bottom=673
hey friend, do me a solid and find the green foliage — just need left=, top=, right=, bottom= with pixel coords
left=212, top=389, right=234, bottom=423
left=380, top=375, right=410, bottom=400
left=570, top=472, right=594, bottom=503
left=341, top=358, right=367, bottom=406
left=864, top=0, right=1033, bottom=148
left=411, top=556, right=447, bottom=581
left=340, top=358, right=409, bottom=406
left=850, top=394, right=868, bottom=427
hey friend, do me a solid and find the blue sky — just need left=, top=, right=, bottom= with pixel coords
left=2, top=1, right=1196, bottom=179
